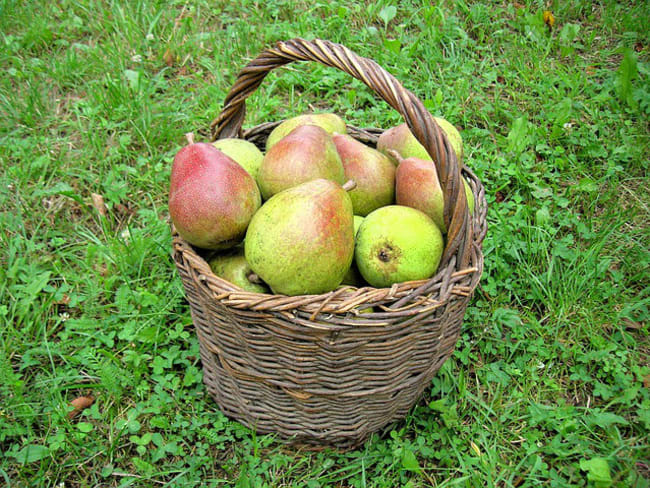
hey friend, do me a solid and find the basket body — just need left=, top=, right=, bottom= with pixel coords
left=172, top=123, right=487, bottom=448
left=172, top=38, right=487, bottom=448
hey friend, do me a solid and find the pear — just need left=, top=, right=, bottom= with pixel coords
left=353, top=215, right=364, bottom=237
left=395, top=157, right=445, bottom=232
left=465, top=179, right=475, bottom=216
left=169, top=135, right=261, bottom=250
left=340, top=263, right=365, bottom=287
left=355, top=205, right=444, bottom=288
left=332, top=134, right=395, bottom=216
left=258, top=125, right=345, bottom=200
left=377, top=123, right=430, bottom=163
left=340, top=215, right=366, bottom=287
left=212, top=138, right=264, bottom=183
left=208, top=248, right=269, bottom=293
left=396, top=156, right=474, bottom=234
left=245, top=179, right=355, bottom=296
left=434, top=117, right=464, bottom=164
left=377, top=117, right=463, bottom=168
left=266, top=113, right=346, bottom=150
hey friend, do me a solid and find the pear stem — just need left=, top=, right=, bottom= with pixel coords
left=387, top=149, right=404, bottom=164
left=247, top=272, right=263, bottom=284
left=342, top=179, right=357, bottom=192
left=185, top=132, right=195, bottom=145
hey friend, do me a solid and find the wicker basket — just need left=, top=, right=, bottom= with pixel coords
left=172, top=38, right=487, bottom=448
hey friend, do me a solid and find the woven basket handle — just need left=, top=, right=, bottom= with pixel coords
left=210, top=38, right=471, bottom=269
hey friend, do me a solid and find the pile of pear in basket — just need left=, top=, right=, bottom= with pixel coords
left=170, top=39, right=487, bottom=448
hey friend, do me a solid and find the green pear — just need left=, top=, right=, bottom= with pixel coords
left=377, top=117, right=463, bottom=168
left=266, top=113, right=347, bottom=150
left=258, top=125, right=345, bottom=200
left=212, top=138, right=264, bottom=183
left=332, top=133, right=395, bottom=216
left=465, top=179, right=475, bottom=216
left=353, top=215, right=364, bottom=236
left=355, top=205, right=444, bottom=288
left=340, top=216, right=366, bottom=287
left=340, top=263, right=365, bottom=287
left=208, top=248, right=269, bottom=293
left=377, top=123, right=431, bottom=163
left=245, top=179, right=355, bottom=296
left=434, top=117, right=463, bottom=164
left=396, top=157, right=474, bottom=234
left=350, top=305, right=374, bottom=314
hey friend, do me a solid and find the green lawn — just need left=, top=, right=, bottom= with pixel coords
left=1, top=1, right=648, bottom=486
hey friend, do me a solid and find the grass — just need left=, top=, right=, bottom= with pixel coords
left=1, top=0, right=648, bottom=486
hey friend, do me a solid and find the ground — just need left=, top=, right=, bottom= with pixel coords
left=0, top=1, right=648, bottom=487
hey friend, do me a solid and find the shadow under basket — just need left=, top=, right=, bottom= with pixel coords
left=171, top=38, right=488, bottom=449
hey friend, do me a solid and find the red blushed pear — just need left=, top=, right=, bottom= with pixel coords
left=395, top=155, right=446, bottom=233
left=395, top=154, right=474, bottom=234
left=169, top=133, right=217, bottom=196
left=257, top=125, right=345, bottom=200
left=332, top=133, right=395, bottom=216
left=169, top=133, right=261, bottom=250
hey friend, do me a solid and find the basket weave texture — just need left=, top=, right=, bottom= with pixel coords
left=172, top=38, right=488, bottom=448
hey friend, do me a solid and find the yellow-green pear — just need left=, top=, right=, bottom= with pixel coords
left=353, top=215, right=364, bottom=236
left=340, top=215, right=367, bottom=287
left=266, top=113, right=347, bottom=150
left=464, top=179, right=475, bottom=216
left=208, top=248, right=269, bottom=293
left=212, top=138, right=264, bottom=183
left=377, top=117, right=463, bottom=168
left=245, top=179, right=354, bottom=296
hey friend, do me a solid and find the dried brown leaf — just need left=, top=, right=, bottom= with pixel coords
left=623, top=318, right=643, bottom=330
left=163, top=49, right=174, bottom=67
left=114, top=202, right=134, bottom=217
left=68, top=395, right=95, bottom=419
left=91, top=193, right=107, bottom=217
